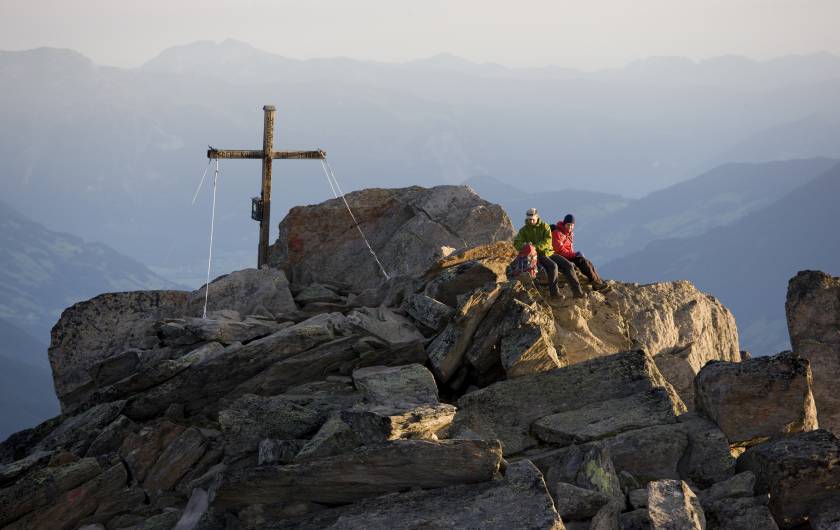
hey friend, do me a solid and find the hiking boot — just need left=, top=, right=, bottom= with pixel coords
left=572, top=288, right=585, bottom=299
left=593, top=281, right=610, bottom=292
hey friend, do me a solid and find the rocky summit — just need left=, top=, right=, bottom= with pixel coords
left=1, top=185, right=838, bottom=530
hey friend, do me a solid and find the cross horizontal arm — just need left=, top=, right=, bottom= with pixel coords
left=207, top=149, right=326, bottom=160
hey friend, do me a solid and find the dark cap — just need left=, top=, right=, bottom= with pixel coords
left=563, top=214, right=575, bottom=224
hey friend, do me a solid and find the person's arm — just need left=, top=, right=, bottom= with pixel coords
left=513, top=228, right=524, bottom=251
left=537, top=223, right=553, bottom=255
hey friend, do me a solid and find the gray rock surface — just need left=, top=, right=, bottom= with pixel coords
left=215, top=439, right=503, bottom=507
left=646, top=480, right=705, bottom=530
left=602, top=424, right=689, bottom=484
left=629, top=489, right=648, bottom=509
left=218, top=394, right=325, bottom=460
left=352, top=364, right=439, bottom=407
left=156, top=314, right=284, bottom=347
left=453, top=349, right=685, bottom=455
left=269, top=460, right=563, bottom=530
left=345, top=307, right=424, bottom=346
left=694, top=353, right=818, bottom=446
left=342, top=403, right=456, bottom=443
left=5, top=462, right=128, bottom=530
left=786, top=270, right=840, bottom=435
left=401, top=293, right=455, bottom=331
left=703, top=495, right=778, bottom=530
left=427, top=284, right=502, bottom=383
left=675, top=412, right=736, bottom=488
left=532, top=388, right=678, bottom=446
left=737, top=429, right=840, bottom=528
left=294, top=417, right=360, bottom=461
left=35, top=400, right=126, bottom=456
left=551, top=280, right=740, bottom=409
left=0, top=457, right=102, bottom=526
left=258, top=439, right=306, bottom=466
left=49, top=290, right=189, bottom=409
left=186, top=267, right=297, bottom=318
left=268, top=185, right=515, bottom=291
left=123, top=318, right=337, bottom=419
left=554, top=481, right=612, bottom=521
left=696, top=471, right=755, bottom=506
left=620, top=509, right=652, bottom=530
left=424, top=259, right=507, bottom=307
left=499, top=292, right=563, bottom=378
left=294, top=283, right=344, bottom=305
left=811, top=506, right=840, bottom=530
left=231, top=336, right=359, bottom=397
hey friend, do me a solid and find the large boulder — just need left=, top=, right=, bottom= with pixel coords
left=737, top=429, right=840, bottom=528
left=267, top=185, right=515, bottom=291
left=48, top=290, right=189, bottom=410
left=452, top=349, right=685, bottom=455
left=123, top=317, right=338, bottom=419
left=550, top=280, right=741, bottom=409
left=275, top=460, right=563, bottom=530
left=531, top=388, right=678, bottom=447
left=48, top=269, right=298, bottom=413
left=696, top=472, right=779, bottom=530
left=427, top=284, right=503, bottom=383
left=1, top=460, right=130, bottom=530
left=424, top=260, right=508, bottom=308
left=351, top=364, right=439, bottom=408
left=786, top=270, right=840, bottom=435
left=646, top=480, right=706, bottom=530
left=529, top=443, right=623, bottom=522
left=428, top=279, right=564, bottom=390
left=214, top=439, right=503, bottom=507
left=694, top=353, right=818, bottom=446
left=530, top=412, right=733, bottom=489
left=345, top=307, right=424, bottom=346
left=185, top=268, right=297, bottom=318
left=218, top=394, right=326, bottom=461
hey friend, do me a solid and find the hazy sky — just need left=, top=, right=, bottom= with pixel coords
left=2, top=0, right=839, bottom=69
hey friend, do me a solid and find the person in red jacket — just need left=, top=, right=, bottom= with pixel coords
left=551, top=214, right=606, bottom=296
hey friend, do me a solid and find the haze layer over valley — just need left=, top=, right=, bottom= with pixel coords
left=2, top=41, right=840, bottom=287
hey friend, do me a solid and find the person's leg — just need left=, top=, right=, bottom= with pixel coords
left=537, top=255, right=559, bottom=295
left=550, top=255, right=584, bottom=297
left=572, top=256, right=603, bottom=285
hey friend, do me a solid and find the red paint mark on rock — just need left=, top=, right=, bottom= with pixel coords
left=289, top=236, right=304, bottom=253
left=67, top=486, right=86, bottom=503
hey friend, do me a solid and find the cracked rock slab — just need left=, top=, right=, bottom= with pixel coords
left=215, top=439, right=503, bottom=507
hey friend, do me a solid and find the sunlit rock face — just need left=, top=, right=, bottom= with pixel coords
left=786, top=270, right=840, bottom=435
left=548, top=279, right=741, bottom=409
left=268, top=185, right=515, bottom=291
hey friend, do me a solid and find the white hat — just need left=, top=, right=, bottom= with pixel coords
left=525, top=208, right=539, bottom=219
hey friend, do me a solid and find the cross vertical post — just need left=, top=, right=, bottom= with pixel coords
left=258, top=105, right=275, bottom=268
left=207, top=106, right=325, bottom=269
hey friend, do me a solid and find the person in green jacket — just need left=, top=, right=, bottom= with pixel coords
left=513, top=208, right=561, bottom=297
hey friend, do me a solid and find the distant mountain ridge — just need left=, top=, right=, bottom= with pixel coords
left=602, top=161, right=840, bottom=356
left=0, top=201, right=181, bottom=438
left=586, top=158, right=838, bottom=262
left=468, top=158, right=837, bottom=266
left=3, top=42, right=840, bottom=286
left=0, top=200, right=182, bottom=346
left=463, top=175, right=630, bottom=228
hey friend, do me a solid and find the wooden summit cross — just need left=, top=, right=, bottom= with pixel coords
left=208, top=105, right=325, bottom=268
